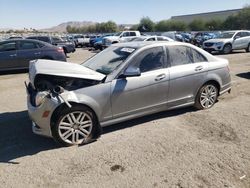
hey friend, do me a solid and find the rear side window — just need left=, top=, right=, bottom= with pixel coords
left=133, top=47, right=165, bottom=73
left=129, top=32, right=136, bottom=36
left=168, top=46, right=193, bottom=66
left=52, top=37, right=62, bottom=43
left=191, top=49, right=207, bottom=63
left=146, top=37, right=156, bottom=41
left=0, top=42, right=16, bottom=52
left=122, top=32, right=130, bottom=37
left=37, top=37, right=50, bottom=43
left=19, top=41, right=39, bottom=50
left=157, top=37, right=166, bottom=41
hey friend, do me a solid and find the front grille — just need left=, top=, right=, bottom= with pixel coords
left=204, top=43, right=214, bottom=47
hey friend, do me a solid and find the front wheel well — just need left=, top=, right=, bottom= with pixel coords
left=50, top=102, right=102, bottom=138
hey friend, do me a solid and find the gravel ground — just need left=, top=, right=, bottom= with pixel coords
left=0, top=48, right=250, bottom=188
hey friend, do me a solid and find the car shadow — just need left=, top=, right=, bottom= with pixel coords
left=0, top=107, right=196, bottom=164
left=213, top=50, right=247, bottom=56
left=0, top=69, right=28, bottom=76
left=236, top=72, right=250, bottom=80
left=103, top=107, right=196, bottom=134
left=0, top=111, right=57, bottom=164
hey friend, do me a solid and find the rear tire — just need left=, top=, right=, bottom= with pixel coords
left=51, top=105, right=98, bottom=147
left=194, top=83, right=218, bottom=110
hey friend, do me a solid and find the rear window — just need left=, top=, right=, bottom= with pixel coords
left=0, top=42, right=16, bottom=52
left=37, top=37, right=50, bottom=43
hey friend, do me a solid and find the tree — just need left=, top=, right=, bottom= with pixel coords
left=205, top=19, right=223, bottom=30
left=155, top=20, right=187, bottom=31
left=189, top=19, right=206, bottom=31
left=138, top=17, right=155, bottom=32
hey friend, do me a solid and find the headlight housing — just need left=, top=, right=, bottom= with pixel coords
left=35, top=91, right=49, bottom=106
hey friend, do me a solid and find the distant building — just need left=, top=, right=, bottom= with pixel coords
left=171, top=9, right=242, bottom=23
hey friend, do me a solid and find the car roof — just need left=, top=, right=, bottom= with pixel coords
left=0, top=38, right=52, bottom=46
left=112, top=41, right=188, bottom=49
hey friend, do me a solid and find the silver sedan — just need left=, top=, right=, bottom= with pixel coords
left=26, top=42, right=231, bottom=146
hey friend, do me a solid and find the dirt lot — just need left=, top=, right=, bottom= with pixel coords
left=0, top=48, right=250, bottom=188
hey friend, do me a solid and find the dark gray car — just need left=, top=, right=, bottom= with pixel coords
left=26, top=36, right=76, bottom=54
left=0, top=39, right=66, bottom=71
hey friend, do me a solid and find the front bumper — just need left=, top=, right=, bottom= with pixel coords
left=203, top=44, right=224, bottom=52
left=26, top=83, right=60, bottom=138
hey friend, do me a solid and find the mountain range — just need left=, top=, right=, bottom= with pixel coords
left=41, top=21, right=96, bottom=32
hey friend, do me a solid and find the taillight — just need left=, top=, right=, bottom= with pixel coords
left=57, top=47, right=64, bottom=53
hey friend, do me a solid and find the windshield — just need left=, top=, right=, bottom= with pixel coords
left=217, top=32, right=235, bottom=39
left=114, top=32, right=122, bottom=36
left=82, top=46, right=136, bottom=75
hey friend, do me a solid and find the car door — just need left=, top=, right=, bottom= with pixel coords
left=0, top=41, right=18, bottom=70
left=232, top=32, right=246, bottom=50
left=17, top=41, right=42, bottom=68
left=111, top=46, right=170, bottom=119
left=167, top=45, right=208, bottom=108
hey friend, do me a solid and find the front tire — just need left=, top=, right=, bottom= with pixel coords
left=52, top=105, right=98, bottom=146
left=195, top=84, right=218, bottom=110
left=222, top=44, right=232, bottom=54
left=246, top=44, right=250, bottom=52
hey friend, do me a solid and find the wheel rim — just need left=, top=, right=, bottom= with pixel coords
left=200, top=85, right=217, bottom=109
left=58, top=111, right=93, bottom=144
left=224, top=45, right=231, bottom=54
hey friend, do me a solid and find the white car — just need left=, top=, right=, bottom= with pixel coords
left=203, top=30, right=250, bottom=54
left=102, top=31, right=141, bottom=47
left=130, top=36, right=174, bottom=42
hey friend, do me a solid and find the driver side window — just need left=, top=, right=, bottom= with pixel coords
left=133, top=47, right=165, bottom=73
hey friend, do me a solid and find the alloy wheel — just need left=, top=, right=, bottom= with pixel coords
left=199, top=85, right=217, bottom=109
left=58, top=111, right=93, bottom=145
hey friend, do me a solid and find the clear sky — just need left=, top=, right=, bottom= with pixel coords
left=0, top=0, right=249, bottom=29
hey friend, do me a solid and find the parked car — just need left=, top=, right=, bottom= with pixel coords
left=102, top=31, right=141, bottom=47
left=0, top=39, right=66, bottom=71
left=89, top=35, right=101, bottom=47
left=26, top=36, right=75, bottom=54
left=26, top=41, right=231, bottom=146
left=71, top=35, right=90, bottom=47
left=191, top=32, right=217, bottom=47
left=93, top=34, right=113, bottom=50
left=203, top=30, right=250, bottom=54
left=8, top=36, right=23, bottom=39
left=130, top=36, right=174, bottom=42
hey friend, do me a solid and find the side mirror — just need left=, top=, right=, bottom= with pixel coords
left=119, top=66, right=141, bottom=78
left=234, top=36, right=240, bottom=40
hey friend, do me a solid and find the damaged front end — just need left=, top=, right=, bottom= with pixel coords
left=27, top=74, right=103, bottom=108
left=27, top=59, right=106, bottom=107
left=26, top=59, right=106, bottom=137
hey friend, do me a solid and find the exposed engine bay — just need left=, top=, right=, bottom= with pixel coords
left=33, top=74, right=102, bottom=92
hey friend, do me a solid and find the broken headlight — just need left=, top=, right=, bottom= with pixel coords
left=35, top=91, right=49, bottom=107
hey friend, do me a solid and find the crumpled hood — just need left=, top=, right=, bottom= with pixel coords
left=204, top=38, right=231, bottom=43
left=29, top=59, right=106, bottom=85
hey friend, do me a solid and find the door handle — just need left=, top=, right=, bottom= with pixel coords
left=195, top=66, right=203, bottom=71
left=9, top=54, right=17, bottom=57
left=155, top=74, right=166, bottom=81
